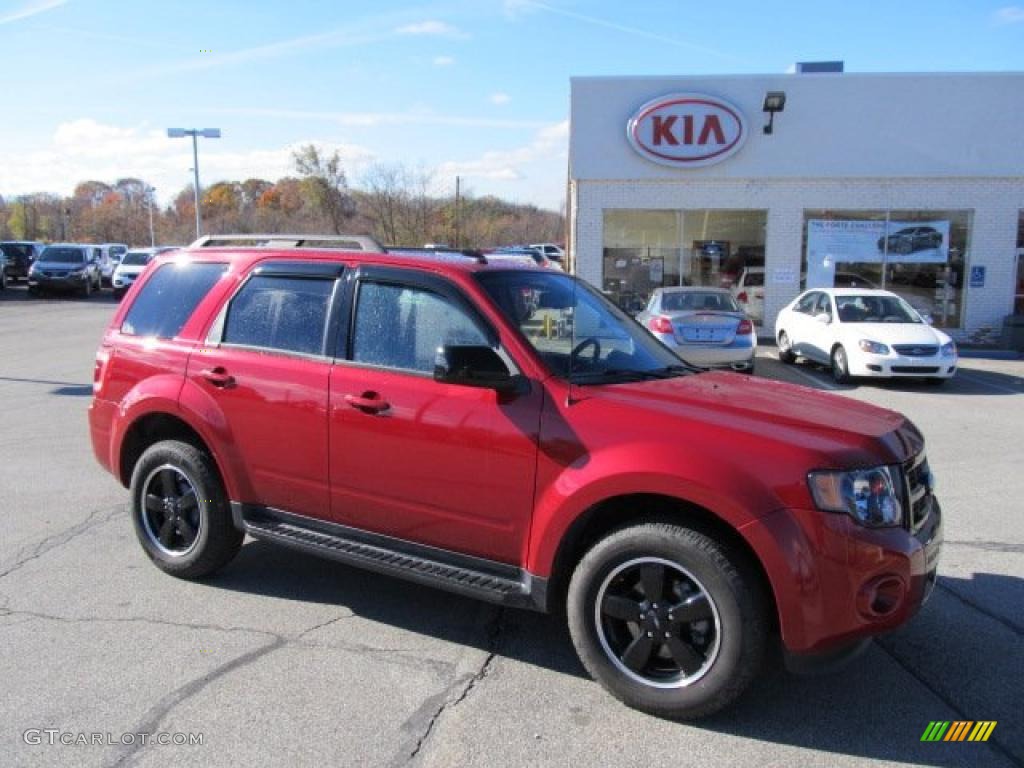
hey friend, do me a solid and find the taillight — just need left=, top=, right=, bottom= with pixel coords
left=736, top=319, right=753, bottom=335
left=93, top=347, right=111, bottom=394
left=737, top=291, right=748, bottom=303
left=647, top=316, right=674, bottom=334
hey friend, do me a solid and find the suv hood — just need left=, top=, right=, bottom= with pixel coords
left=591, top=371, right=923, bottom=467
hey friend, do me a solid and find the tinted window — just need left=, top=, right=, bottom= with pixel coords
left=795, top=292, right=817, bottom=314
left=661, top=291, right=740, bottom=312
left=40, top=246, right=86, bottom=264
left=110, top=245, right=127, bottom=257
left=223, top=275, right=334, bottom=356
left=743, top=271, right=764, bottom=287
left=352, top=282, right=488, bottom=373
left=121, top=251, right=153, bottom=266
left=122, top=262, right=226, bottom=338
left=815, top=293, right=833, bottom=316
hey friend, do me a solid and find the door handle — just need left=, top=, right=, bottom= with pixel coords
left=200, top=367, right=235, bottom=388
left=344, top=392, right=390, bottom=414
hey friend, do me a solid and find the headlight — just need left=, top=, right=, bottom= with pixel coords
left=808, top=466, right=903, bottom=527
left=941, top=341, right=956, bottom=358
left=858, top=339, right=890, bottom=354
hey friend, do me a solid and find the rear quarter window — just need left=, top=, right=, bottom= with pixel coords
left=122, top=262, right=226, bottom=338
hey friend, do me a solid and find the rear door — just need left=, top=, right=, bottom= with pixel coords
left=186, top=261, right=343, bottom=519
left=327, top=267, right=541, bottom=564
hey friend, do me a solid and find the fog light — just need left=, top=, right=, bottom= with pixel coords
left=857, top=575, right=905, bottom=619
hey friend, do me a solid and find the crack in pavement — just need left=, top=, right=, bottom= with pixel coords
left=0, top=503, right=126, bottom=579
left=0, top=608, right=283, bottom=639
left=107, top=634, right=288, bottom=768
left=395, top=606, right=505, bottom=767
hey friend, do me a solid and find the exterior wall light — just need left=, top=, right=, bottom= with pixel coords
left=762, top=91, right=786, bottom=134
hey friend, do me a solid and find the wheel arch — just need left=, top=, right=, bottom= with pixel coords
left=543, top=493, right=778, bottom=631
left=119, top=412, right=213, bottom=488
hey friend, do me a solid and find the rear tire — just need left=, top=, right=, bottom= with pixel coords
left=777, top=331, right=796, bottom=364
left=130, top=440, right=242, bottom=579
left=831, top=345, right=851, bottom=384
left=567, top=522, right=768, bottom=720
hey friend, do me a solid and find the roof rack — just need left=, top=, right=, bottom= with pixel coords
left=385, top=246, right=488, bottom=265
left=189, top=233, right=385, bottom=251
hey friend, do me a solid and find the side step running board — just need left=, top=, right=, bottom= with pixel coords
left=234, top=504, right=547, bottom=611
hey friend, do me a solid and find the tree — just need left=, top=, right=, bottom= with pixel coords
left=292, top=144, right=356, bottom=234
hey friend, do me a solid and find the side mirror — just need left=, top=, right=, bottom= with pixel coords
left=920, top=313, right=934, bottom=325
left=815, top=312, right=832, bottom=324
left=434, top=345, right=524, bottom=394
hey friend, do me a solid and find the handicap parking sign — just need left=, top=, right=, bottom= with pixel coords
left=970, top=266, right=985, bottom=288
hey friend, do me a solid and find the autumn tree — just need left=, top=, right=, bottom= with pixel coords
left=292, top=145, right=356, bottom=234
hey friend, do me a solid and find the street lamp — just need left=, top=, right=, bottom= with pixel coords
left=167, top=128, right=221, bottom=238
left=146, top=185, right=156, bottom=247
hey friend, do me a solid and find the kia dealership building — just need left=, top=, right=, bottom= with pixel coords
left=568, top=71, right=1024, bottom=342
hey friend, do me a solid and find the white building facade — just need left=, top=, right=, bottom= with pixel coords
left=569, top=72, right=1024, bottom=342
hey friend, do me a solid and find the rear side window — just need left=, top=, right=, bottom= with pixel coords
left=223, top=275, right=334, bottom=356
left=122, top=262, right=225, bottom=338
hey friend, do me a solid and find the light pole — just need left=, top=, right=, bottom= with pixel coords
left=146, top=185, right=156, bottom=247
left=167, top=128, right=221, bottom=239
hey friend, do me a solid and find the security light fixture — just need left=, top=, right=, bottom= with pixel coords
left=762, top=91, right=786, bottom=135
left=166, top=128, right=222, bottom=238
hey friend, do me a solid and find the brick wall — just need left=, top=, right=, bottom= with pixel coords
left=570, top=178, right=1024, bottom=343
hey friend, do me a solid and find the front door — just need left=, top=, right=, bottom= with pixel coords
left=328, top=270, right=541, bottom=564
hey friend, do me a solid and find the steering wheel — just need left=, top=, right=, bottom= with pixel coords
left=570, top=337, right=601, bottom=366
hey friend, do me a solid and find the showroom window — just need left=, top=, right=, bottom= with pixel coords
left=602, top=209, right=766, bottom=315
left=802, top=209, right=972, bottom=328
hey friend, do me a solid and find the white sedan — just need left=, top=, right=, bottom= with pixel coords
left=775, top=288, right=957, bottom=385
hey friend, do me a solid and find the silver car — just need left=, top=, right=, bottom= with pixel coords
left=636, top=287, right=757, bottom=373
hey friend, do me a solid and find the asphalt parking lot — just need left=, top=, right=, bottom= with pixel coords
left=1, top=283, right=1022, bottom=768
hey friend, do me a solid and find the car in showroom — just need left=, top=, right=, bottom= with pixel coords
left=27, top=243, right=103, bottom=296
left=89, top=236, right=941, bottom=720
left=730, top=267, right=764, bottom=324
left=0, top=240, right=45, bottom=283
left=877, top=226, right=943, bottom=255
left=775, top=288, right=957, bottom=385
left=112, top=246, right=178, bottom=298
left=636, top=287, right=756, bottom=373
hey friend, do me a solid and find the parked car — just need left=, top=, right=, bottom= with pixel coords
left=492, top=246, right=563, bottom=270
left=27, top=244, right=102, bottom=296
left=112, top=247, right=178, bottom=298
left=0, top=240, right=45, bottom=282
left=0, top=250, right=6, bottom=291
left=529, top=242, right=566, bottom=262
left=98, top=243, right=129, bottom=287
left=775, top=288, right=957, bottom=385
left=877, top=226, right=943, bottom=255
left=730, top=266, right=764, bottom=323
left=636, top=287, right=756, bottom=373
left=89, top=241, right=942, bottom=719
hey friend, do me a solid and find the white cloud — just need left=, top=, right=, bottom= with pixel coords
left=432, top=55, right=455, bottom=66
left=0, top=0, right=66, bottom=25
left=489, top=92, right=511, bottom=105
left=994, top=5, right=1024, bottom=23
left=437, top=119, right=568, bottom=182
left=208, top=106, right=546, bottom=130
left=0, top=119, right=375, bottom=204
left=394, top=20, right=467, bottom=38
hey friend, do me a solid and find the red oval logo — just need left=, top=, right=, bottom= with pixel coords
left=627, top=93, right=747, bottom=167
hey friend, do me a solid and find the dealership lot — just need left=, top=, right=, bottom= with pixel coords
left=1, top=286, right=1021, bottom=768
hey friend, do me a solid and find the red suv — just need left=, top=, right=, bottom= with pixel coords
left=89, top=240, right=942, bottom=719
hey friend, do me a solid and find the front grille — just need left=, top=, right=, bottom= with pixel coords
left=892, top=366, right=939, bottom=374
left=893, top=344, right=938, bottom=357
left=903, top=452, right=932, bottom=533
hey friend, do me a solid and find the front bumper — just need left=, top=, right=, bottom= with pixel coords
left=849, top=350, right=957, bottom=379
left=741, top=496, right=942, bottom=655
left=28, top=272, right=91, bottom=290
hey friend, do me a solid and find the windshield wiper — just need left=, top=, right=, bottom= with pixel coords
left=572, top=365, right=692, bottom=384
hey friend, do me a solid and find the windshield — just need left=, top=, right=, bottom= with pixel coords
left=836, top=294, right=922, bottom=324
left=121, top=251, right=153, bottom=266
left=743, top=271, right=764, bottom=287
left=477, top=270, right=691, bottom=383
left=1, top=243, right=32, bottom=260
left=40, top=246, right=86, bottom=264
left=661, top=291, right=740, bottom=312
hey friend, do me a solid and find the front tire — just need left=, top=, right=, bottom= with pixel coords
left=831, top=345, right=851, bottom=384
left=130, top=440, right=242, bottom=579
left=567, top=522, right=768, bottom=720
left=777, top=331, right=796, bottom=364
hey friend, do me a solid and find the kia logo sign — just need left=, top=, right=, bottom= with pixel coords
left=627, top=93, right=747, bottom=168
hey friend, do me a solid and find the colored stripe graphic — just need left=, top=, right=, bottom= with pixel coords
left=921, top=720, right=996, bottom=742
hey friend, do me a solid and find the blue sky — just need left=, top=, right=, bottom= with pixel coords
left=2, top=0, right=1023, bottom=210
